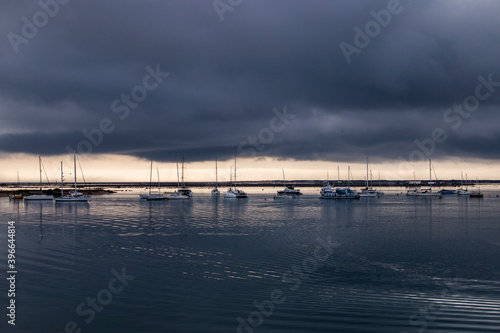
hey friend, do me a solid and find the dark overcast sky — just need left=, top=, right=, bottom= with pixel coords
left=1, top=0, right=500, bottom=164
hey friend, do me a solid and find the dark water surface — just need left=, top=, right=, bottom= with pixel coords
left=1, top=187, right=500, bottom=333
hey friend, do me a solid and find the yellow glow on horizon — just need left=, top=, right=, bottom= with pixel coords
left=0, top=153, right=498, bottom=182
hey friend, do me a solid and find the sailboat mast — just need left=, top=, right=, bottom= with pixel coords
left=149, top=160, right=153, bottom=195
left=181, top=153, right=185, bottom=187
left=366, top=158, right=369, bottom=188
left=38, top=156, right=42, bottom=194
left=234, top=155, right=237, bottom=188
left=74, top=150, right=77, bottom=193
left=229, top=166, right=232, bottom=188
left=347, top=166, right=351, bottom=188
left=215, top=158, right=218, bottom=187
left=157, top=168, right=160, bottom=193
left=61, top=161, right=64, bottom=196
left=429, top=159, right=432, bottom=190
left=282, top=169, right=285, bottom=187
left=176, top=161, right=180, bottom=188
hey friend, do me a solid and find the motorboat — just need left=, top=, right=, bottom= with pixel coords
left=275, top=170, right=302, bottom=198
left=275, top=185, right=302, bottom=198
left=320, top=185, right=360, bottom=199
left=438, top=189, right=457, bottom=195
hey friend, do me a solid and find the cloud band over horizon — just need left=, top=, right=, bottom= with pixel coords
left=1, top=0, right=499, bottom=169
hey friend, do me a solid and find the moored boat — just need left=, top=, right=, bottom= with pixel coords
left=140, top=161, right=167, bottom=200
left=274, top=170, right=302, bottom=199
left=211, top=158, right=220, bottom=197
left=457, top=173, right=471, bottom=196
left=358, top=158, right=383, bottom=197
left=168, top=155, right=192, bottom=200
left=406, top=159, right=440, bottom=197
left=24, top=156, right=54, bottom=201
left=438, top=189, right=457, bottom=195
left=9, top=171, right=23, bottom=200
left=320, top=182, right=359, bottom=199
left=457, top=188, right=471, bottom=195
left=224, top=155, right=248, bottom=199
left=54, top=151, right=90, bottom=203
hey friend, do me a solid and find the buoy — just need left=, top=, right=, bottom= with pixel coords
left=439, top=195, right=443, bottom=199
left=497, top=195, right=499, bottom=198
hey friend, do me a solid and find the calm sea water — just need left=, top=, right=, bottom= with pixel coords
left=1, top=186, right=500, bottom=333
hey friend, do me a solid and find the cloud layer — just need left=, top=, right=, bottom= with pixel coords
left=1, top=0, right=499, bottom=164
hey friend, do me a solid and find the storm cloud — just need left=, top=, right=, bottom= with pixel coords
left=1, top=0, right=499, bottom=164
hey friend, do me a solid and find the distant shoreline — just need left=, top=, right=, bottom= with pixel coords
left=1, top=180, right=498, bottom=188
left=1, top=180, right=497, bottom=197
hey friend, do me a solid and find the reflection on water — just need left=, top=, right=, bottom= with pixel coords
left=1, top=189, right=500, bottom=333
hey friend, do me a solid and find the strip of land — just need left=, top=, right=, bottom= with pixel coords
left=0, top=179, right=497, bottom=197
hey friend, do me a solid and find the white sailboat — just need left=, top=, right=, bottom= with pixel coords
left=359, top=158, right=383, bottom=197
left=147, top=168, right=168, bottom=201
left=24, top=156, right=54, bottom=201
left=169, top=156, right=192, bottom=200
left=140, top=161, right=166, bottom=200
left=406, top=159, right=440, bottom=197
left=9, top=171, right=23, bottom=200
left=54, top=151, right=90, bottom=202
left=224, top=155, right=248, bottom=198
left=211, top=158, right=220, bottom=196
left=457, top=172, right=471, bottom=195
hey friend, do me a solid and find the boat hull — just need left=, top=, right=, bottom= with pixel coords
left=438, top=190, right=457, bottom=195
left=320, top=195, right=360, bottom=200
left=407, top=189, right=440, bottom=196
left=168, top=194, right=190, bottom=200
left=146, top=196, right=168, bottom=201
left=273, top=194, right=298, bottom=199
left=24, top=195, right=53, bottom=201
left=141, top=194, right=165, bottom=200
left=358, top=193, right=377, bottom=197
left=55, top=197, right=90, bottom=202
